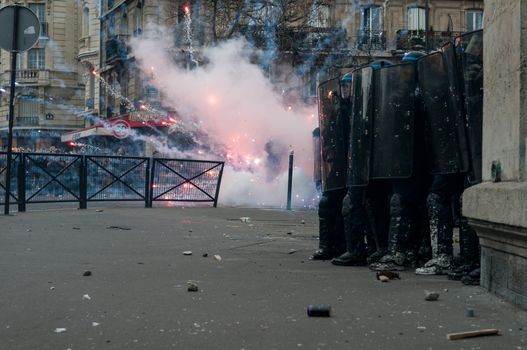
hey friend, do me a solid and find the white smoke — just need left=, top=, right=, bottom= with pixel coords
left=130, top=26, right=318, bottom=208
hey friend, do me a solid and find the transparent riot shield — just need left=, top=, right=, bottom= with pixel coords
left=418, top=51, right=470, bottom=174
left=318, top=77, right=348, bottom=192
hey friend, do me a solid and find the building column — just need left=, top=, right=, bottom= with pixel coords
left=463, top=0, right=527, bottom=309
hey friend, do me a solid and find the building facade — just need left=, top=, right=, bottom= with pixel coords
left=0, top=0, right=484, bottom=152
left=0, top=0, right=85, bottom=151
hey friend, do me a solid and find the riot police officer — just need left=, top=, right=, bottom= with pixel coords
left=366, top=53, right=431, bottom=271
left=310, top=77, right=348, bottom=260
left=331, top=67, right=391, bottom=266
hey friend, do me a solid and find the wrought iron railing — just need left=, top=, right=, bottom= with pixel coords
left=0, top=152, right=225, bottom=211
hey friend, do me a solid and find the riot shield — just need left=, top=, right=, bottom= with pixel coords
left=456, top=30, right=483, bottom=183
left=418, top=51, right=469, bottom=174
left=348, top=66, right=373, bottom=187
left=318, top=77, right=348, bottom=192
left=370, top=63, right=416, bottom=179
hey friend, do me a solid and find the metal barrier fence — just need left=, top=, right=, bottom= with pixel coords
left=0, top=152, right=224, bottom=210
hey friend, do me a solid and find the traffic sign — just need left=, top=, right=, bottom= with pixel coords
left=0, top=5, right=40, bottom=52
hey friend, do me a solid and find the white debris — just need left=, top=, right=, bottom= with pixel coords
left=213, top=254, right=222, bottom=262
left=92, top=322, right=100, bottom=327
left=183, top=251, right=193, bottom=256
left=239, top=217, right=251, bottom=223
left=54, top=328, right=67, bottom=333
left=50, top=286, right=55, bottom=291
left=82, top=294, right=91, bottom=300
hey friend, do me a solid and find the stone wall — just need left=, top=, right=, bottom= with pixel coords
left=463, top=0, right=527, bottom=310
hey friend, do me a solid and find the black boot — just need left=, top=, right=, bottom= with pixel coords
left=331, top=192, right=367, bottom=266
left=311, top=191, right=346, bottom=260
left=369, top=194, right=410, bottom=271
left=416, top=192, right=453, bottom=275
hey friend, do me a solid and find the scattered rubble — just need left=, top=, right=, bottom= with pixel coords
left=307, top=304, right=331, bottom=317
left=187, top=281, right=199, bottom=292
left=82, top=270, right=92, bottom=276
left=424, top=291, right=439, bottom=301
left=447, top=328, right=499, bottom=340
left=376, top=271, right=400, bottom=280
left=183, top=251, right=193, bottom=256
left=213, top=254, right=222, bottom=262
left=106, top=225, right=131, bottom=230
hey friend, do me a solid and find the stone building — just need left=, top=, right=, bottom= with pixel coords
left=0, top=0, right=85, bottom=151
left=464, top=0, right=527, bottom=310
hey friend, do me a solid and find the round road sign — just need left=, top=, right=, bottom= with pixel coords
left=0, top=5, right=40, bottom=52
left=112, top=120, right=132, bottom=139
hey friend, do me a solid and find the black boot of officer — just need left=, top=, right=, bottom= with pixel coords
left=311, top=189, right=347, bottom=260
left=331, top=189, right=368, bottom=266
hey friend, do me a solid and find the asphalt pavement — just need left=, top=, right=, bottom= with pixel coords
left=0, top=205, right=525, bottom=350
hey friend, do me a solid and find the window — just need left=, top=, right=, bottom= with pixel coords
left=466, top=10, right=483, bottom=31
left=17, top=96, right=40, bottom=119
left=308, top=4, right=330, bottom=28
left=120, top=12, right=129, bottom=36
left=407, top=7, right=426, bottom=31
left=16, top=53, right=25, bottom=70
left=29, top=3, right=47, bottom=37
left=134, top=7, right=143, bottom=36
left=83, top=7, right=90, bottom=37
left=361, top=6, right=383, bottom=33
left=28, top=48, right=45, bottom=69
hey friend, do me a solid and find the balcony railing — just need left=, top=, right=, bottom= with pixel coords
left=395, top=29, right=464, bottom=51
left=104, top=35, right=130, bottom=64
left=16, top=69, right=40, bottom=80
left=355, top=30, right=386, bottom=51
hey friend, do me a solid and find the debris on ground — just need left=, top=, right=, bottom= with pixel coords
left=378, top=275, right=390, bottom=282
left=82, top=270, right=92, bottom=276
left=72, top=227, right=81, bottom=230
left=307, top=304, right=331, bottom=317
left=301, top=220, right=306, bottom=224
left=82, top=294, right=91, bottom=300
left=446, top=328, right=499, bottom=340
left=288, top=249, right=298, bottom=255
left=424, top=291, right=439, bottom=301
left=183, top=251, right=193, bottom=256
left=92, top=322, right=100, bottom=327
left=106, top=225, right=131, bottom=230
left=187, top=281, right=199, bottom=292
left=95, top=209, right=103, bottom=212
left=465, top=308, right=475, bottom=317
left=240, top=217, right=251, bottom=223
left=376, top=271, right=401, bottom=280
left=202, top=253, right=208, bottom=258
left=54, top=328, right=67, bottom=333
left=214, top=254, right=222, bottom=262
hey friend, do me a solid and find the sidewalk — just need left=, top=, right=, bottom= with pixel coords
left=0, top=206, right=525, bottom=349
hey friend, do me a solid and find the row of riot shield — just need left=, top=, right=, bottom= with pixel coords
left=345, top=29, right=483, bottom=187
left=317, top=77, right=351, bottom=192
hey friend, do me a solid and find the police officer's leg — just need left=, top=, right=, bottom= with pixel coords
left=311, top=189, right=346, bottom=260
left=332, top=188, right=368, bottom=266
left=449, top=195, right=481, bottom=283
left=416, top=174, right=463, bottom=275
left=364, top=180, right=390, bottom=263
